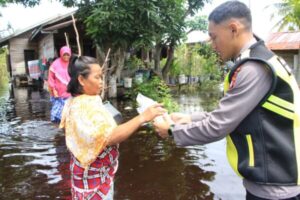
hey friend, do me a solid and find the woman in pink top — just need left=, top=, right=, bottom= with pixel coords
left=48, top=46, right=72, bottom=123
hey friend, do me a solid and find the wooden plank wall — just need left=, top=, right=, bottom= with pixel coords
left=38, top=34, right=55, bottom=60
left=9, top=30, right=38, bottom=76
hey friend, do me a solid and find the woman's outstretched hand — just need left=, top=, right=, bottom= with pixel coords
left=140, top=104, right=166, bottom=123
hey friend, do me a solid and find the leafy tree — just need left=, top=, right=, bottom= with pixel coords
left=63, top=0, right=210, bottom=82
left=1, top=0, right=210, bottom=84
left=271, top=0, right=300, bottom=31
left=185, top=15, right=208, bottom=34
left=171, top=43, right=220, bottom=81
left=0, top=0, right=40, bottom=7
left=157, top=0, right=210, bottom=81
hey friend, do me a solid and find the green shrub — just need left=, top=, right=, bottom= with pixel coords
left=126, top=76, right=179, bottom=112
left=0, top=48, right=9, bottom=88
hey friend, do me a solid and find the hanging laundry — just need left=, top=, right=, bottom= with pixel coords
left=28, top=60, right=41, bottom=80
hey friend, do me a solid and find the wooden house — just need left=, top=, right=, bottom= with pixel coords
left=0, top=10, right=95, bottom=84
left=266, top=31, right=300, bottom=83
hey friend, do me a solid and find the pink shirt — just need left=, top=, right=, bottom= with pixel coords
left=48, top=64, right=70, bottom=98
left=48, top=46, right=71, bottom=98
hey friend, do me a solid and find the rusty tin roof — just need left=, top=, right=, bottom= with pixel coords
left=266, top=31, right=300, bottom=50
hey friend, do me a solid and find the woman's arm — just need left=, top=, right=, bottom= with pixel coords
left=107, top=104, right=166, bottom=145
left=48, top=66, right=58, bottom=97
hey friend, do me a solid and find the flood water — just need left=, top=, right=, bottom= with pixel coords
left=0, top=85, right=245, bottom=200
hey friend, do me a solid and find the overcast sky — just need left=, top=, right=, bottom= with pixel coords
left=0, top=0, right=75, bottom=33
left=202, top=0, right=282, bottom=39
left=0, top=0, right=282, bottom=40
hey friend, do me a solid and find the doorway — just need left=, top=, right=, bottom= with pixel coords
left=24, top=49, right=36, bottom=75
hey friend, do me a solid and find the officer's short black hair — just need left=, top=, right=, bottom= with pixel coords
left=208, top=1, right=252, bottom=31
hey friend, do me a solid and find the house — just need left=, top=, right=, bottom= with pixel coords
left=0, top=10, right=95, bottom=84
left=185, top=30, right=209, bottom=45
left=266, top=31, right=300, bottom=83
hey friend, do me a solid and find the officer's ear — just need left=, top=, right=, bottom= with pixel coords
left=228, top=21, right=239, bottom=38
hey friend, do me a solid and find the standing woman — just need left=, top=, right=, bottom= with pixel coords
left=48, top=46, right=72, bottom=123
left=60, top=56, right=165, bottom=199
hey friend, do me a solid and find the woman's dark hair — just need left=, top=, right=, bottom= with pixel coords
left=67, top=56, right=99, bottom=96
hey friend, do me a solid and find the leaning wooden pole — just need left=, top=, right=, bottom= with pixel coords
left=101, top=48, right=111, bottom=99
left=71, top=14, right=81, bottom=56
left=64, top=32, right=70, bottom=47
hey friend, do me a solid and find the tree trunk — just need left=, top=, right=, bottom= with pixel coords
left=96, top=44, right=108, bottom=66
left=154, top=43, right=162, bottom=71
left=115, top=49, right=126, bottom=82
left=110, top=48, right=126, bottom=82
left=105, top=48, right=126, bottom=98
left=161, top=45, right=175, bottom=82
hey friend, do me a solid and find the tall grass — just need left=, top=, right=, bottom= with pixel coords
left=0, top=47, right=9, bottom=88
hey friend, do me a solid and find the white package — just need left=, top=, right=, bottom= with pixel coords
left=136, top=93, right=164, bottom=123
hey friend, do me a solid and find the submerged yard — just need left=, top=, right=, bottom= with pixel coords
left=0, top=85, right=245, bottom=200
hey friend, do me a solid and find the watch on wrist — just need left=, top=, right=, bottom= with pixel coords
left=168, top=124, right=175, bottom=137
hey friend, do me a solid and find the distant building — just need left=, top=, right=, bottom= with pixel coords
left=185, top=30, right=209, bottom=45
left=0, top=10, right=95, bottom=82
left=266, top=31, right=300, bottom=83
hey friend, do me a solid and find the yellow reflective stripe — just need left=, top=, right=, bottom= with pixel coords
left=268, top=56, right=289, bottom=83
left=226, top=136, right=242, bottom=177
left=268, top=56, right=300, bottom=184
left=246, top=135, right=255, bottom=167
left=268, top=95, right=294, bottom=112
left=224, top=73, right=230, bottom=94
left=262, top=102, right=294, bottom=120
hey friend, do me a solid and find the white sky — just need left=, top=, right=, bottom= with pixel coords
left=0, top=0, right=282, bottom=40
left=0, top=0, right=75, bottom=33
left=201, top=0, right=282, bottom=39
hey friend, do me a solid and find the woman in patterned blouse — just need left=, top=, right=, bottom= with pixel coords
left=60, top=56, right=165, bottom=200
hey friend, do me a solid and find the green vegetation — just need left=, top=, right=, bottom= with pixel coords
left=126, top=55, right=144, bottom=71
left=271, top=0, right=300, bottom=31
left=1, top=0, right=212, bottom=90
left=73, top=0, right=209, bottom=81
left=0, top=47, right=9, bottom=88
left=169, top=43, right=221, bottom=89
left=126, top=76, right=179, bottom=113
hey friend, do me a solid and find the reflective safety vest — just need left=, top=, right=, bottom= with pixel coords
left=224, top=39, right=300, bottom=185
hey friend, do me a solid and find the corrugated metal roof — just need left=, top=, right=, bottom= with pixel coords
left=0, top=10, right=76, bottom=46
left=266, top=31, right=300, bottom=50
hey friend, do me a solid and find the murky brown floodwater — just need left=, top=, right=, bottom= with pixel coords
left=0, top=85, right=245, bottom=200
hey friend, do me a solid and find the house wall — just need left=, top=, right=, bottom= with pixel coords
left=294, top=50, right=300, bottom=84
left=275, top=51, right=294, bottom=68
left=274, top=50, right=300, bottom=84
left=38, top=34, right=55, bottom=59
left=9, top=31, right=38, bottom=76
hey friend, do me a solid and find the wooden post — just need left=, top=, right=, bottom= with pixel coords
left=71, top=14, right=81, bottom=56
left=64, top=32, right=70, bottom=47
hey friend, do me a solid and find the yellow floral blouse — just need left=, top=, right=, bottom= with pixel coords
left=60, top=94, right=117, bottom=168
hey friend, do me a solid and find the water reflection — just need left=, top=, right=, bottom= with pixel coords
left=115, top=129, right=216, bottom=200
left=0, top=86, right=70, bottom=199
left=0, top=86, right=244, bottom=200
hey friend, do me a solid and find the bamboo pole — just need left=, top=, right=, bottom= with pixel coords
left=71, top=14, right=81, bottom=56
left=64, top=32, right=70, bottom=47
